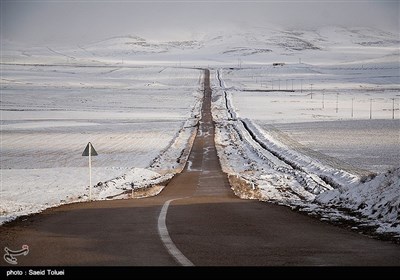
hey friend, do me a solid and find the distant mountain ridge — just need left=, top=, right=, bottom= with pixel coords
left=1, top=25, right=398, bottom=65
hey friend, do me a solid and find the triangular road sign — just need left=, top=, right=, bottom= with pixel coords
left=82, top=142, right=98, bottom=156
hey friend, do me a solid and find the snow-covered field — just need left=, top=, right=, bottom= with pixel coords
left=1, top=24, right=399, bottom=239
left=265, top=120, right=399, bottom=174
left=1, top=64, right=203, bottom=224
left=223, top=63, right=399, bottom=173
left=210, top=27, right=399, bottom=238
left=212, top=66, right=400, bottom=238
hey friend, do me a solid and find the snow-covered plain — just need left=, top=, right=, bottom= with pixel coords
left=208, top=26, right=399, bottom=238
left=222, top=64, right=399, bottom=173
left=1, top=64, right=203, bottom=224
left=267, top=120, right=399, bottom=173
left=1, top=25, right=399, bottom=239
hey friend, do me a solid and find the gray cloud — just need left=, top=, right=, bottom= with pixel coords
left=1, top=0, right=398, bottom=44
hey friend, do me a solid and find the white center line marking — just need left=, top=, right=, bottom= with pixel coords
left=158, top=199, right=194, bottom=266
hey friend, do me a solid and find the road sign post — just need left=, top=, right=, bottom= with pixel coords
left=82, top=142, right=98, bottom=201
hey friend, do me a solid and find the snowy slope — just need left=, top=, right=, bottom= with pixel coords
left=317, top=167, right=400, bottom=235
left=2, top=25, right=398, bottom=66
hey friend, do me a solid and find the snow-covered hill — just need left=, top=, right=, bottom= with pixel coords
left=1, top=25, right=398, bottom=66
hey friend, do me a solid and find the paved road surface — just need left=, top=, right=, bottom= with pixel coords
left=1, top=70, right=399, bottom=266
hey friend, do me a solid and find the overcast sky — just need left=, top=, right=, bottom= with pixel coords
left=1, top=0, right=399, bottom=43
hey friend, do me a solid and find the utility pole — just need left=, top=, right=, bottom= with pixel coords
left=370, top=99, right=373, bottom=119
left=310, top=84, right=313, bottom=99
left=336, top=93, right=339, bottom=113
left=392, top=98, right=395, bottom=120
left=300, top=79, right=303, bottom=93
left=351, top=98, right=354, bottom=118
left=322, top=91, right=325, bottom=109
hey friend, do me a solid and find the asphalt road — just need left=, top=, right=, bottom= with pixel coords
left=1, top=69, right=399, bottom=266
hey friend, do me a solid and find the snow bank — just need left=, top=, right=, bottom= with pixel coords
left=94, top=168, right=171, bottom=200
left=212, top=67, right=400, bottom=240
left=211, top=84, right=322, bottom=204
left=0, top=167, right=163, bottom=224
left=96, top=107, right=202, bottom=202
left=241, top=119, right=360, bottom=189
left=317, top=168, right=400, bottom=236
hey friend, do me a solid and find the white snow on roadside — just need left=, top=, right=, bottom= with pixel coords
left=212, top=59, right=400, bottom=238
left=317, top=167, right=400, bottom=235
left=0, top=65, right=203, bottom=224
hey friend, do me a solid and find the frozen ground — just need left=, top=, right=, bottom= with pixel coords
left=0, top=65, right=203, bottom=224
left=212, top=57, right=399, bottom=238
left=263, top=120, right=399, bottom=174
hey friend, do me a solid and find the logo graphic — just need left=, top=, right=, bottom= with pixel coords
left=4, top=245, right=29, bottom=265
